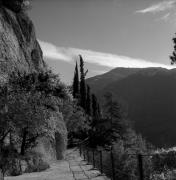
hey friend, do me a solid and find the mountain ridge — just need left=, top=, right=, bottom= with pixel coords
left=87, top=67, right=176, bottom=148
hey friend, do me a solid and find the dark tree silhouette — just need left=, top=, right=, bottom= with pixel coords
left=103, top=92, right=127, bottom=138
left=86, top=85, right=91, bottom=115
left=2, top=0, right=27, bottom=12
left=79, top=55, right=86, bottom=109
left=91, top=94, right=100, bottom=127
left=170, top=33, right=176, bottom=65
left=72, top=61, right=80, bottom=98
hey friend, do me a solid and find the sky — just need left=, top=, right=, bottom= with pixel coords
left=28, top=0, right=176, bottom=83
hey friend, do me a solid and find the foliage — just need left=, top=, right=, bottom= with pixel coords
left=152, top=151, right=176, bottom=173
left=5, top=70, right=68, bottom=155
left=91, top=94, right=100, bottom=124
left=79, top=55, right=87, bottom=109
left=2, top=0, right=31, bottom=12
left=65, top=103, right=90, bottom=146
left=86, top=85, right=91, bottom=115
left=102, top=131, right=151, bottom=180
left=89, top=92, right=128, bottom=147
left=0, top=70, right=69, bottom=175
left=72, top=61, right=79, bottom=99
left=8, top=90, right=58, bottom=155
left=170, top=33, right=176, bottom=65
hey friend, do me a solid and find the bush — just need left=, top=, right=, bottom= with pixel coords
left=152, top=151, right=176, bottom=173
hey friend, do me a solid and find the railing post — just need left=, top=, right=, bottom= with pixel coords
left=138, top=154, right=144, bottom=180
left=110, top=147, right=115, bottom=180
left=79, top=145, right=82, bottom=157
left=93, top=149, right=95, bottom=168
left=99, top=150, right=103, bottom=174
left=83, top=149, right=86, bottom=160
left=87, top=149, right=89, bottom=163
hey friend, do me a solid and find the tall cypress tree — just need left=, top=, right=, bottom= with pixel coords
left=86, top=85, right=91, bottom=115
left=72, top=61, right=79, bottom=98
left=97, top=103, right=101, bottom=119
left=170, top=33, right=176, bottom=65
left=91, top=94, right=99, bottom=127
left=79, top=55, right=86, bottom=109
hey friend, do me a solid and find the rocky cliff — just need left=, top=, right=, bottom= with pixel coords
left=0, top=3, right=67, bottom=162
left=0, top=3, right=46, bottom=82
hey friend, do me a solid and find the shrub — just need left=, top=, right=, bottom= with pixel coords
left=152, top=151, right=176, bottom=173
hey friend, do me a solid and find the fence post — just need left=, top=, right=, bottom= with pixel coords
left=99, top=150, right=103, bottom=174
left=138, top=154, right=144, bottom=180
left=93, top=149, right=95, bottom=168
left=110, top=147, right=115, bottom=180
left=83, top=149, right=86, bottom=160
left=87, top=149, right=89, bottom=163
left=79, top=145, right=82, bottom=157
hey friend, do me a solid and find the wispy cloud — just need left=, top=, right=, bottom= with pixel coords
left=160, top=13, right=171, bottom=20
left=38, top=40, right=173, bottom=70
left=156, top=13, right=171, bottom=21
left=136, top=0, right=176, bottom=14
left=38, top=40, right=72, bottom=61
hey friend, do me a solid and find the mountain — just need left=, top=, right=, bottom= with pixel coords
left=87, top=67, right=176, bottom=148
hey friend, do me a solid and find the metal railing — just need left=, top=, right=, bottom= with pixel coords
left=79, top=144, right=176, bottom=180
left=79, top=145, right=143, bottom=180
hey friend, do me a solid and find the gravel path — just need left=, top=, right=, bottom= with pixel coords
left=5, top=149, right=109, bottom=180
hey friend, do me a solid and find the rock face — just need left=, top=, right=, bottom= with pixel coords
left=0, top=4, right=67, bottom=162
left=0, top=5, right=46, bottom=81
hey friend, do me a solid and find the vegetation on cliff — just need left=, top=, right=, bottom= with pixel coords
left=0, top=70, right=70, bottom=175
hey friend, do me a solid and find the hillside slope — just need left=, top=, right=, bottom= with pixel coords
left=87, top=67, right=176, bottom=148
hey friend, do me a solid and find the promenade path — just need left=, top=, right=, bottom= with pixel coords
left=5, top=149, right=109, bottom=180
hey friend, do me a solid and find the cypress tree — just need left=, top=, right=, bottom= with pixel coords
left=97, top=103, right=101, bottom=119
left=86, top=85, right=91, bottom=115
left=170, top=33, right=176, bottom=65
left=79, top=55, right=86, bottom=109
left=91, top=94, right=99, bottom=127
left=72, top=61, right=79, bottom=98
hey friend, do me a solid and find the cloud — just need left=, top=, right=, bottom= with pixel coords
left=160, top=13, right=171, bottom=21
left=38, top=40, right=72, bottom=62
left=136, top=0, right=176, bottom=14
left=156, top=12, right=171, bottom=22
left=38, top=40, right=173, bottom=70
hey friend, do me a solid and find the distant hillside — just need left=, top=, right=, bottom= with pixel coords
left=87, top=67, right=176, bottom=148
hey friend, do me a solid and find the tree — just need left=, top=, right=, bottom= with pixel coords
left=86, top=85, right=91, bottom=115
left=2, top=0, right=30, bottom=12
left=79, top=55, right=87, bottom=109
left=7, top=89, right=58, bottom=155
left=102, top=92, right=128, bottom=143
left=72, top=61, right=79, bottom=98
left=170, top=33, right=176, bottom=65
left=66, top=103, right=90, bottom=145
left=91, top=94, right=100, bottom=127
left=3, top=71, right=68, bottom=155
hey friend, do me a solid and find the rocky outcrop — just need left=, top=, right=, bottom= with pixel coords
left=0, top=3, right=67, bottom=163
left=0, top=5, right=46, bottom=82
